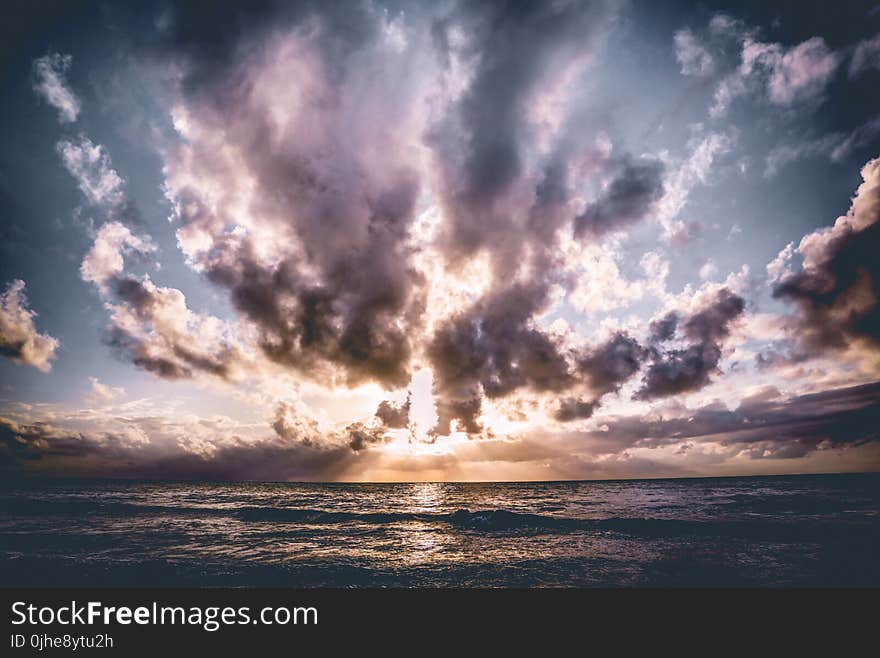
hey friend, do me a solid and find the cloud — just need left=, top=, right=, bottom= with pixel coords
left=36, top=45, right=256, bottom=388
left=766, top=242, right=795, bottom=283
left=764, top=133, right=844, bottom=177
left=637, top=288, right=745, bottom=399
left=417, top=121, right=731, bottom=434
left=758, top=37, right=840, bottom=105
left=427, top=280, right=721, bottom=431
left=713, top=35, right=839, bottom=114
left=656, top=131, right=733, bottom=239
left=553, top=332, right=648, bottom=422
left=568, top=242, right=647, bottom=314
left=699, top=260, right=718, bottom=280
left=577, top=332, right=647, bottom=397
left=764, top=116, right=880, bottom=176
left=80, top=222, right=156, bottom=293
left=5, top=379, right=875, bottom=480
left=591, top=380, right=880, bottom=459
left=159, top=3, right=432, bottom=390
left=0, top=412, right=360, bottom=481
left=32, top=53, right=80, bottom=123
left=0, top=280, right=59, bottom=372
left=375, top=394, right=411, bottom=429
left=428, top=1, right=618, bottom=268
left=773, top=156, right=880, bottom=360
left=574, top=157, right=666, bottom=238
left=426, top=281, right=572, bottom=435
left=674, top=29, right=714, bottom=76
left=86, top=377, right=125, bottom=404
left=56, top=136, right=127, bottom=212
left=80, top=222, right=246, bottom=381
left=153, top=1, right=649, bottom=440
left=849, top=33, right=880, bottom=77
left=104, top=276, right=245, bottom=381
left=1, top=396, right=397, bottom=479
left=344, top=422, right=389, bottom=452
left=419, top=2, right=657, bottom=435
left=5, top=1, right=880, bottom=482
left=553, top=397, right=600, bottom=422
left=829, top=117, right=880, bottom=162
left=683, top=14, right=842, bottom=117
left=649, top=312, right=679, bottom=343
left=49, top=88, right=248, bottom=385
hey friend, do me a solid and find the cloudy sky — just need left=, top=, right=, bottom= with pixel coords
left=1, top=0, right=879, bottom=481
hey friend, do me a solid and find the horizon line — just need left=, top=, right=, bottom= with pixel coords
left=5, top=469, right=878, bottom=487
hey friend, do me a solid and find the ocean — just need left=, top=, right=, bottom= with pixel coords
left=1, top=473, right=878, bottom=587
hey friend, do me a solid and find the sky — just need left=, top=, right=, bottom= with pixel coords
left=1, top=0, right=879, bottom=482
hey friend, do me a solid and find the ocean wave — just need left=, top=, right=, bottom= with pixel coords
left=3, top=497, right=875, bottom=540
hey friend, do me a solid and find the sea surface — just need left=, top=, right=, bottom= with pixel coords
left=1, top=473, right=878, bottom=587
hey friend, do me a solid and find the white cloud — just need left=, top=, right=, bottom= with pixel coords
left=569, top=244, right=646, bottom=314
left=674, top=29, right=714, bottom=76
left=760, top=37, right=840, bottom=105
left=0, top=279, right=59, bottom=372
left=699, top=259, right=718, bottom=280
left=764, top=134, right=840, bottom=177
left=764, top=116, right=880, bottom=177
left=796, top=157, right=880, bottom=271
left=657, top=131, right=733, bottom=236
left=766, top=242, right=795, bottom=283
left=57, top=136, right=126, bottom=210
left=703, top=24, right=841, bottom=117
left=80, top=221, right=156, bottom=293
left=849, top=33, right=880, bottom=77
left=32, top=53, right=81, bottom=123
left=86, top=377, right=126, bottom=404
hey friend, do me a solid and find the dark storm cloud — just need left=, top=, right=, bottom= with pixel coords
left=201, top=223, right=423, bottom=388
left=159, top=0, right=429, bottom=389
left=773, top=158, right=880, bottom=358
left=345, top=422, right=388, bottom=452
left=637, top=344, right=723, bottom=400
left=591, top=380, right=880, bottom=459
left=419, top=1, right=674, bottom=435
left=648, top=312, right=679, bottom=343
left=428, top=0, right=618, bottom=266
left=155, top=0, right=380, bottom=78
left=426, top=285, right=741, bottom=432
left=553, top=397, right=599, bottom=422
left=682, top=287, right=746, bottom=343
left=432, top=396, right=483, bottom=438
left=0, top=420, right=86, bottom=463
left=375, top=394, right=411, bottom=429
left=158, top=0, right=659, bottom=418
left=637, top=288, right=745, bottom=400
left=426, top=282, right=572, bottom=434
left=576, top=332, right=647, bottom=396
left=574, top=157, right=666, bottom=238
left=552, top=332, right=649, bottom=422
left=104, top=325, right=189, bottom=379
left=428, top=294, right=655, bottom=430
left=138, top=440, right=359, bottom=481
